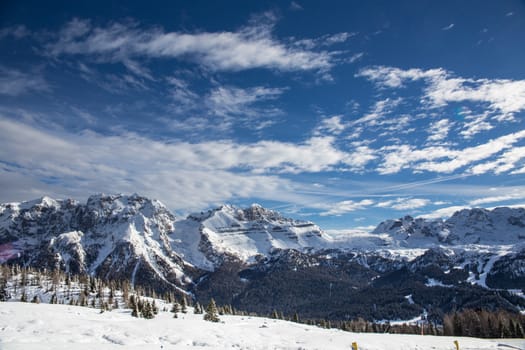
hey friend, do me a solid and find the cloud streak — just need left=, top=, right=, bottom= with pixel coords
left=46, top=16, right=339, bottom=74
left=0, top=66, right=50, bottom=96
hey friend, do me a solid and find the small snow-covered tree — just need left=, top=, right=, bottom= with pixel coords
left=180, top=296, right=188, bottom=313
left=193, top=302, right=203, bottom=314
left=142, top=301, right=155, bottom=319
left=131, top=304, right=139, bottom=318
left=204, top=298, right=220, bottom=322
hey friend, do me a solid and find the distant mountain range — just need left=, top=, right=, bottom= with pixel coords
left=1, top=194, right=524, bottom=321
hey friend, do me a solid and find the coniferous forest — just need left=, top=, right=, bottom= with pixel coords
left=1, top=264, right=524, bottom=338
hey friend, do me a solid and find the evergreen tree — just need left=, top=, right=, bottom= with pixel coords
left=131, top=304, right=139, bottom=318
left=271, top=310, right=279, bottom=319
left=20, top=290, right=28, bottom=302
left=193, top=302, right=203, bottom=314
left=292, top=312, right=300, bottom=323
left=180, top=296, right=188, bottom=313
left=171, top=301, right=180, bottom=314
left=204, top=298, right=220, bottom=322
left=142, top=301, right=155, bottom=319
left=31, top=295, right=40, bottom=304
left=152, top=300, right=159, bottom=315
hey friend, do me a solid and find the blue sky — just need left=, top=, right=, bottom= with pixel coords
left=1, top=1, right=525, bottom=230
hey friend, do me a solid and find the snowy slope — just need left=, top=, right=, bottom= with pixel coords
left=2, top=302, right=524, bottom=350
left=171, top=204, right=333, bottom=269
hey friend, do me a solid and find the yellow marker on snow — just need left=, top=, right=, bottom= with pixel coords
left=453, top=340, right=459, bottom=350
left=351, top=342, right=358, bottom=350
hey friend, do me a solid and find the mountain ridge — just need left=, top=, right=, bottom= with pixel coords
left=1, top=193, right=525, bottom=320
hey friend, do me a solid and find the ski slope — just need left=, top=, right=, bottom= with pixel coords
left=1, top=303, right=524, bottom=350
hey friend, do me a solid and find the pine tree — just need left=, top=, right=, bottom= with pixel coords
left=152, top=300, right=159, bottom=315
left=180, top=296, right=188, bottom=313
left=20, top=290, right=28, bottom=302
left=142, top=301, right=154, bottom=319
left=271, top=310, right=279, bottom=319
left=292, top=312, right=300, bottom=323
left=193, top=302, right=203, bottom=314
left=131, top=304, right=139, bottom=318
left=171, top=301, right=180, bottom=314
left=204, top=298, right=220, bottom=322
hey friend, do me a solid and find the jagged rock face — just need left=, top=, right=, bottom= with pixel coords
left=0, top=194, right=194, bottom=291
left=172, top=204, right=329, bottom=270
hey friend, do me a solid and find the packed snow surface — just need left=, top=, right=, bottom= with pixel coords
left=1, top=303, right=524, bottom=350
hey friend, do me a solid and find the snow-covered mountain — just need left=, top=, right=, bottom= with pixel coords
left=171, top=204, right=330, bottom=270
left=373, top=207, right=525, bottom=245
left=0, top=194, right=332, bottom=287
left=1, top=194, right=525, bottom=321
left=0, top=194, right=192, bottom=291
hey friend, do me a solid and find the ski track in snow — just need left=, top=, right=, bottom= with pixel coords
left=1, top=303, right=524, bottom=350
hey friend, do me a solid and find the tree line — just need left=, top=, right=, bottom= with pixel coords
left=2, top=264, right=524, bottom=337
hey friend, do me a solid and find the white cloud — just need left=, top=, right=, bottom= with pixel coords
left=0, top=25, right=30, bottom=40
left=344, top=145, right=377, bottom=171
left=469, top=191, right=525, bottom=206
left=356, top=66, right=445, bottom=88
left=425, top=76, right=525, bottom=118
left=459, top=112, right=493, bottom=139
left=358, top=65, right=525, bottom=119
left=46, top=16, right=338, bottom=74
left=206, top=85, right=284, bottom=118
left=0, top=117, right=352, bottom=210
left=469, top=146, right=525, bottom=175
left=289, top=1, right=303, bottom=11
left=376, top=198, right=431, bottom=210
left=418, top=205, right=469, bottom=219
left=350, top=98, right=402, bottom=127
left=379, top=129, right=525, bottom=174
left=427, top=119, right=452, bottom=142
left=0, top=67, right=50, bottom=96
left=319, top=199, right=374, bottom=216
left=315, top=115, right=346, bottom=135
left=442, top=24, right=455, bottom=31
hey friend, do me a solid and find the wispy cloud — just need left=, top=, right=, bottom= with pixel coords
left=319, top=199, right=374, bottom=216
left=376, top=197, right=431, bottom=210
left=469, top=190, right=525, bottom=206
left=378, top=129, right=525, bottom=174
left=289, top=1, right=303, bottom=11
left=358, top=65, right=525, bottom=119
left=165, top=82, right=286, bottom=132
left=0, top=66, right=50, bottom=96
left=46, top=15, right=340, bottom=74
left=469, top=146, right=525, bottom=175
left=441, top=24, right=455, bottom=31
left=459, top=111, right=493, bottom=139
left=427, top=119, right=452, bottom=142
left=356, top=66, right=445, bottom=88
left=206, top=85, right=285, bottom=119
left=0, top=117, right=353, bottom=210
left=418, top=205, right=469, bottom=219
left=0, top=25, right=30, bottom=40
left=314, top=115, right=346, bottom=135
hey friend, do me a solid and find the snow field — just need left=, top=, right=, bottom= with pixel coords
left=1, top=303, right=524, bottom=350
